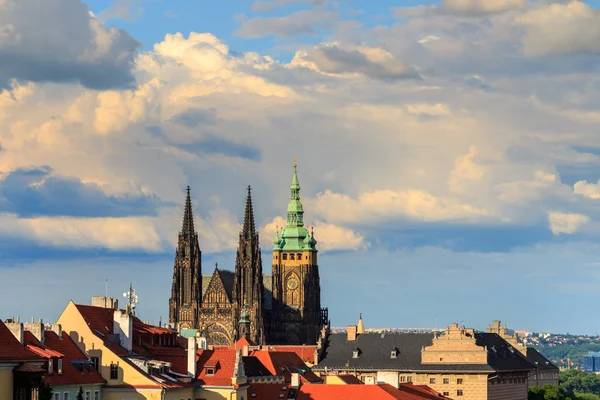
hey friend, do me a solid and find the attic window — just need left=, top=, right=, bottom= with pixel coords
left=58, top=359, right=63, bottom=375
left=48, top=359, right=53, bottom=374
left=390, top=350, right=397, bottom=359
left=352, top=350, right=360, bottom=359
left=206, top=367, right=215, bottom=375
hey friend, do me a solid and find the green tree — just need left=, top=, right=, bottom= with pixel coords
left=39, top=383, right=53, bottom=400
left=76, top=386, right=84, bottom=400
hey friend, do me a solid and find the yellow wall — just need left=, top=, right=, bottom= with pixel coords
left=56, top=301, right=192, bottom=399
left=413, top=373, right=488, bottom=400
left=195, top=386, right=248, bottom=400
left=0, top=368, right=13, bottom=399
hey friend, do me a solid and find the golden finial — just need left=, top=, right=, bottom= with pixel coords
left=293, top=156, right=297, bottom=169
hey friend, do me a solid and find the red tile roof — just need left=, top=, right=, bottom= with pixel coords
left=232, top=337, right=255, bottom=349
left=0, top=320, right=43, bottom=363
left=74, top=304, right=115, bottom=337
left=264, top=345, right=317, bottom=364
left=196, top=349, right=236, bottom=386
left=246, top=383, right=293, bottom=399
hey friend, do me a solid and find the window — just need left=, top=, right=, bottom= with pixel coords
left=206, top=367, right=215, bottom=375
left=443, top=378, right=449, bottom=384
left=48, top=359, right=53, bottom=374
left=54, top=394, right=60, bottom=400
left=297, top=253, right=302, bottom=260
left=457, top=378, right=463, bottom=384
left=443, top=392, right=449, bottom=396
left=400, top=376, right=405, bottom=383
left=430, top=378, right=436, bottom=384
left=85, top=392, right=90, bottom=400
left=91, top=357, right=99, bottom=371
left=406, top=376, right=412, bottom=383
left=290, top=253, right=295, bottom=260
left=58, top=359, right=63, bottom=374
left=110, top=363, right=118, bottom=380
left=64, top=393, right=70, bottom=400
left=391, top=350, right=397, bottom=358
left=282, top=254, right=287, bottom=260
left=457, top=390, right=463, bottom=396
left=94, top=391, right=99, bottom=400
left=352, top=350, right=359, bottom=358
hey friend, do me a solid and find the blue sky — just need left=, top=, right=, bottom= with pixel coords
left=2, top=0, right=600, bottom=335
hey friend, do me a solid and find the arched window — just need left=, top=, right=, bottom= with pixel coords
left=297, top=253, right=302, bottom=260
left=282, top=254, right=288, bottom=260
left=290, top=254, right=295, bottom=260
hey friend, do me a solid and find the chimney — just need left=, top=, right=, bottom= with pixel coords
left=197, top=335, right=208, bottom=350
left=187, top=336, right=197, bottom=377
left=313, top=347, right=319, bottom=365
left=291, top=372, right=300, bottom=388
left=346, top=325, right=357, bottom=341
left=5, top=320, right=24, bottom=345
left=232, top=349, right=247, bottom=385
left=51, top=324, right=63, bottom=338
left=242, top=345, right=249, bottom=357
left=92, top=296, right=118, bottom=309
left=24, top=318, right=45, bottom=344
left=113, top=310, right=133, bottom=351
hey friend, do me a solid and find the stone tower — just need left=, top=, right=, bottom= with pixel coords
left=232, top=186, right=266, bottom=344
left=271, top=160, right=323, bottom=344
left=169, top=186, right=202, bottom=330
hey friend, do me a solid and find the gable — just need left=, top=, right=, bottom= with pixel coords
left=203, top=270, right=233, bottom=304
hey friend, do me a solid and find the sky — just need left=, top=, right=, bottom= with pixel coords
left=1, top=0, right=600, bottom=335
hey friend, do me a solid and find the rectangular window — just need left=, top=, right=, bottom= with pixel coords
left=48, top=360, right=53, bottom=374
left=206, top=367, right=215, bottom=375
left=430, top=378, right=436, bottom=384
left=94, top=391, right=99, bottom=400
left=91, top=357, right=99, bottom=371
left=457, top=378, right=463, bottom=384
left=457, top=390, right=463, bottom=396
left=85, top=392, right=90, bottom=400
left=400, top=376, right=406, bottom=382
left=64, top=394, right=70, bottom=400
left=110, top=363, right=118, bottom=380
left=406, top=376, right=412, bottom=383
left=282, top=254, right=287, bottom=260
left=54, top=394, right=60, bottom=400
left=443, top=392, right=449, bottom=396
left=58, top=359, right=63, bottom=374
left=443, top=378, right=449, bottom=384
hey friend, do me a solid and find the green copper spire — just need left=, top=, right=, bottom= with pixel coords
left=273, top=158, right=317, bottom=252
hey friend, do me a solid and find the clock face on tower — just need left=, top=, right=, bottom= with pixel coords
left=287, top=277, right=299, bottom=290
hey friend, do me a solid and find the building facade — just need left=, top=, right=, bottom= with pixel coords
left=169, top=162, right=329, bottom=346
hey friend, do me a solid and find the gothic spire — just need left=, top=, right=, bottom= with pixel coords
left=181, top=185, right=195, bottom=236
left=242, top=185, right=256, bottom=239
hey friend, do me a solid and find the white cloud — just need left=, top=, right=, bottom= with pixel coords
left=574, top=180, right=600, bottom=199
left=548, top=211, right=589, bottom=235
left=516, top=1, right=600, bottom=56
left=262, top=216, right=367, bottom=252
left=449, top=146, right=484, bottom=194
left=236, top=10, right=337, bottom=38
left=439, top=0, right=524, bottom=16
left=308, top=189, right=489, bottom=224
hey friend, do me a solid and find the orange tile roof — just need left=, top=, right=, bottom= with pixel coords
left=250, top=350, right=321, bottom=384
left=298, top=383, right=446, bottom=400
left=232, top=337, right=256, bottom=349
left=74, top=304, right=115, bottom=337
left=0, top=320, right=43, bottom=363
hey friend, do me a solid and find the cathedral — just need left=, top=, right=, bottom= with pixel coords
left=168, top=162, right=329, bottom=345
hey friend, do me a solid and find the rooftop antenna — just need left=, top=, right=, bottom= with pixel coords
left=123, top=282, right=139, bottom=316
left=105, top=279, right=108, bottom=298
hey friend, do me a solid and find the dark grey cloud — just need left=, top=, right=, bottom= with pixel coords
left=175, top=136, right=261, bottom=162
left=0, top=0, right=140, bottom=89
left=300, top=45, right=421, bottom=81
left=169, top=108, right=220, bottom=128
left=0, top=166, right=166, bottom=217
left=235, top=10, right=338, bottom=38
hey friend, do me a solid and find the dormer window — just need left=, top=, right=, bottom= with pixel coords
left=58, top=359, right=63, bottom=375
left=48, top=359, right=53, bottom=374
left=390, top=349, right=397, bottom=359
left=352, top=349, right=360, bottom=358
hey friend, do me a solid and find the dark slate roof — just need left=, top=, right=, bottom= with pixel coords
left=315, top=332, right=535, bottom=373
left=263, top=274, right=273, bottom=310
left=527, top=348, right=559, bottom=371
left=243, top=356, right=274, bottom=377
left=217, top=270, right=235, bottom=299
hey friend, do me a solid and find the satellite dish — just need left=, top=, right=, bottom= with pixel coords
left=123, top=293, right=127, bottom=297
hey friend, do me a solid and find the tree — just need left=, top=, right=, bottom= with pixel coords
left=39, top=383, right=53, bottom=400
left=76, top=386, right=84, bottom=400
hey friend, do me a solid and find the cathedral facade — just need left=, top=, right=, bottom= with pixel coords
left=168, top=163, right=329, bottom=345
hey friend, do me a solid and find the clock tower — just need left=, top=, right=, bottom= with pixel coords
left=271, top=159, right=324, bottom=345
